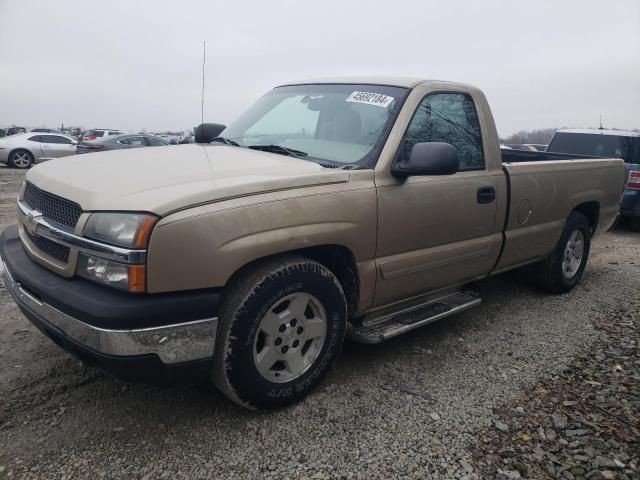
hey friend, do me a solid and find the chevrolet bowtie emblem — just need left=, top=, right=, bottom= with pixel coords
left=25, top=210, right=43, bottom=236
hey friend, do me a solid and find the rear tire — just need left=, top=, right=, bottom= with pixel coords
left=212, top=255, right=347, bottom=409
left=531, top=211, right=591, bottom=294
left=8, top=149, right=34, bottom=169
left=629, top=217, right=640, bottom=232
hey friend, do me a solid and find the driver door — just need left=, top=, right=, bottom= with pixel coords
left=40, top=135, right=76, bottom=158
left=374, top=91, right=504, bottom=306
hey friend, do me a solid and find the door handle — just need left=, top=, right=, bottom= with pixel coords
left=477, top=186, right=496, bottom=204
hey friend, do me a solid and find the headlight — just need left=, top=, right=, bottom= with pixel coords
left=80, top=212, right=156, bottom=292
left=77, top=254, right=146, bottom=292
left=84, top=212, right=157, bottom=248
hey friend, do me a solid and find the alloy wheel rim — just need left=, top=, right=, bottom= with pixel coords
left=13, top=152, right=31, bottom=168
left=562, top=229, right=584, bottom=279
left=252, top=292, right=327, bottom=383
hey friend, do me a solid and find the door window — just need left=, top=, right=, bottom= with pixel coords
left=41, top=135, right=72, bottom=144
left=128, top=136, right=147, bottom=146
left=403, top=92, right=484, bottom=170
left=147, top=136, right=167, bottom=146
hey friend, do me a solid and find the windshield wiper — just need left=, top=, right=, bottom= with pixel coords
left=210, top=137, right=240, bottom=146
left=248, top=144, right=308, bottom=158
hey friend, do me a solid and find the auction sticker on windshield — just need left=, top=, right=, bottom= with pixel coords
left=346, top=91, right=394, bottom=108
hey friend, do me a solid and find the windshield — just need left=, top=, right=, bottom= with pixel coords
left=549, top=132, right=636, bottom=163
left=221, top=84, right=409, bottom=167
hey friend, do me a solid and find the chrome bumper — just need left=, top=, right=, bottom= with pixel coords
left=2, top=261, right=218, bottom=364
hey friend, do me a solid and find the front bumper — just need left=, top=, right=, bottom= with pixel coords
left=1, top=224, right=220, bottom=383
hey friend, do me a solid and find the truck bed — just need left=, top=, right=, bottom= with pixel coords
left=493, top=155, right=624, bottom=274
left=501, top=148, right=602, bottom=163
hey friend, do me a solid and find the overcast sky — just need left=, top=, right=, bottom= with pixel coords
left=1, top=0, right=638, bottom=136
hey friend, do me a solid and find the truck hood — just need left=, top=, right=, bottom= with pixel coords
left=25, top=144, right=351, bottom=215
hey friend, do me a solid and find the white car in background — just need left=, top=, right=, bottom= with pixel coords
left=0, top=132, right=78, bottom=168
left=82, top=129, right=125, bottom=142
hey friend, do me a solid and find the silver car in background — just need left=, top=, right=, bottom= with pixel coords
left=0, top=132, right=78, bottom=168
left=76, top=133, right=169, bottom=154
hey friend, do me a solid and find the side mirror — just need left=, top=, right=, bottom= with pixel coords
left=195, top=123, right=226, bottom=143
left=392, top=142, right=459, bottom=178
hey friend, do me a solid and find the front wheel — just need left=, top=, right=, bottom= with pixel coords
left=8, top=149, right=34, bottom=169
left=531, top=211, right=591, bottom=293
left=212, top=255, right=347, bottom=409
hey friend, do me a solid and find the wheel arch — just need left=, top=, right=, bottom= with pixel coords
left=223, top=244, right=360, bottom=319
left=571, top=201, right=599, bottom=234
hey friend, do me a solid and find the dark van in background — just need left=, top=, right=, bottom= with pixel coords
left=548, top=129, right=640, bottom=231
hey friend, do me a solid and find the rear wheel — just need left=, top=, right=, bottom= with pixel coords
left=8, top=149, right=34, bottom=169
left=629, top=217, right=640, bottom=232
left=212, top=255, right=347, bottom=409
left=531, top=211, right=591, bottom=293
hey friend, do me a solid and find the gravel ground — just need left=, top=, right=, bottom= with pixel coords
left=0, top=165, right=638, bottom=479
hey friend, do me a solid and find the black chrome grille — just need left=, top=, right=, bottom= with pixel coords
left=22, top=182, right=82, bottom=229
left=27, top=233, right=70, bottom=263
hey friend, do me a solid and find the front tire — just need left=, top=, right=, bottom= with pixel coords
left=8, top=149, right=34, bottom=169
left=531, top=211, right=591, bottom=293
left=212, top=255, right=347, bottom=409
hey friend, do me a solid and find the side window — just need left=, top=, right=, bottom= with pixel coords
left=148, top=136, right=166, bottom=146
left=117, top=137, right=130, bottom=145
left=129, top=136, right=147, bottom=146
left=403, top=92, right=484, bottom=170
left=27, top=135, right=43, bottom=143
left=41, top=135, right=67, bottom=144
left=53, top=136, right=72, bottom=145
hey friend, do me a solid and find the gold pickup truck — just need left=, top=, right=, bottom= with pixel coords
left=0, top=77, right=625, bottom=409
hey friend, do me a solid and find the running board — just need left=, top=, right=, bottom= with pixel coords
left=349, top=290, right=481, bottom=344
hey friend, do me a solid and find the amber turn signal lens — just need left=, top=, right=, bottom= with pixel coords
left=127, top=265, right=146, bottom=293
left=134, top=216, right=157, bottom=248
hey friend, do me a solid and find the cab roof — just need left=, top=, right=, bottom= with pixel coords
left=280, top=76, right=473, bottom=89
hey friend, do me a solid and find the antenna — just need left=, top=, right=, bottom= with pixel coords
left=201, top=40, right=206, bottom=125
left=599, top=115, right=603, bottom=130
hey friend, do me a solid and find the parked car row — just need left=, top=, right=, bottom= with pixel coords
left=0, top=132, right=170, bottom=168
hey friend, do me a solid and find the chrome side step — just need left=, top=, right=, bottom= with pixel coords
left=348, top=290, right=481, bottom=344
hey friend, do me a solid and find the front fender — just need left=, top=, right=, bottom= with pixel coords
left=145, top=176, right=377, bottom=293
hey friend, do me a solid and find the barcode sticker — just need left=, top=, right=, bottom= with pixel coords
left=345, top=91, right=394, bottom=108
